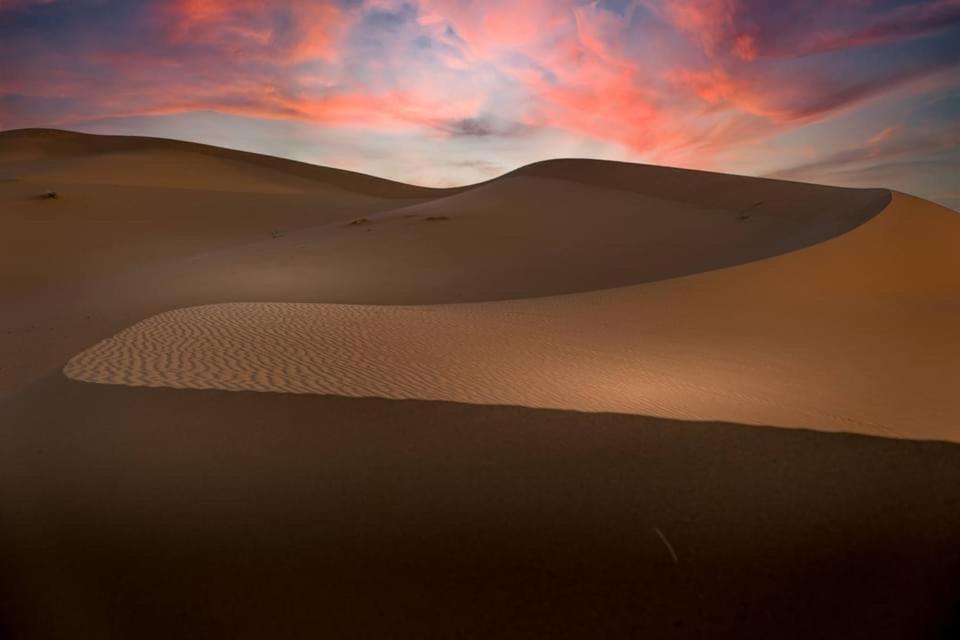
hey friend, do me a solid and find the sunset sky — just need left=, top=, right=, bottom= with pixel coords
left=2, top=0, right=958, bottom=208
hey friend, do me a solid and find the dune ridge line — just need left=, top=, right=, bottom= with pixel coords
left=63, top=191, right=960, bottom=443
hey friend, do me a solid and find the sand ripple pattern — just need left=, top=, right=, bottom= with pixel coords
left=65, top=302, right=661, bottom=412
left=63, top=297, right=933, bottom=440
left=62, top=194, right=960, bottom=442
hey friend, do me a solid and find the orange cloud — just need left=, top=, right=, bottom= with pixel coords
left=2, top=0, right=957, bottom=191
left=166, top=0, right=348, bottom=63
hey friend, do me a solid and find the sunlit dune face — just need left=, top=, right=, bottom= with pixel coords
left=0, top=0, right=957, bottom=206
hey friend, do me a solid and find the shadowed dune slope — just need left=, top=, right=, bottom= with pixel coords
left=2, top=132, right=958, bottom=640
left=0, top=130, right=447, bottom=294
left=65, top=192, right=960, bottom=441
left=1, top=377, right=959, bottom=640
left=262, top=171, right=887, bottom=300
left=0, top=129, right=889, bottom=297
left=1, top=130, right=892, bottom=397
left=0, top=128, right=452, bottom=197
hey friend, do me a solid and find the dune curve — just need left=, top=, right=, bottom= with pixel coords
left=2, top=130, right=895, bottom=400
left=64, top=192, right=960, bottom=442
left=5, top=130, right=960, bottom=639
left=0, top=128, right=453, bottom=198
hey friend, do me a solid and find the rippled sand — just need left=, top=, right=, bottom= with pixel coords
left=6, top=130, right=960, bottom=640
left=66, top=192, right=960, bottom=441
left=2, top=128, right=888, bottom=398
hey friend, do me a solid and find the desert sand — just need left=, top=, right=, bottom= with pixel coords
left=2, top=129, right=959, bottom=639
left=0, top=128, right=887, bottom=399
left=62, top=194, right=960, bottom=440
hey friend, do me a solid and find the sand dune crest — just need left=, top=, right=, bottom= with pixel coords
left=65, top=193, right=960, bottom=442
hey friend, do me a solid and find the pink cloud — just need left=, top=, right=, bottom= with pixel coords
left=650, top=0, right=744, bottom=58
left=416, top=0, right=570, bottom=59
left=0, top=0, right=56, bottom=9
left=164, top=0, right=350, bottom=63
left=2, top=0, right=957, bottom=192
left=651, top=0, right=960, bottom=61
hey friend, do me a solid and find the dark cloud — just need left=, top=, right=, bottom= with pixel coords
left=429, top=117, right=533, bottom=139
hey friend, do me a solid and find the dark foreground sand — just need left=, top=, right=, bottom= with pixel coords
left=2, top=375, right=959, bottom=639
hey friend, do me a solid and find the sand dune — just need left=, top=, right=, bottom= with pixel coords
left=0, top=129, right=442, bottom=294
left=0, top=129, right=887, bottom=299
left=0, top=128, right=448, bottom=197
left=2, top=377, right=958, bottom=639
left=64, top=191, right=959, bottom=441
left=1, top=129, right=890, bottom=398
left=3, top=129, right=960, bottom=639
left=6, top=131, right=957, bottom=440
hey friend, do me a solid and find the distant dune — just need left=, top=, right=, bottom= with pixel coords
left=1, top=128, right=888, bottom=397
left=0, top=128, right=448, bottom=197
left=2, top=129, right=959, bottom=639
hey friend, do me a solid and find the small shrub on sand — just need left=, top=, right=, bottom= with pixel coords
left=348, top=217, right=370, bottom=226
left=42, top=190, right=59, bottom=199
left=736, top=201, right=762, bottom=221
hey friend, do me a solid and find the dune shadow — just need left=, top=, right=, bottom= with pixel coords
left=1, top=375, right=958, bottom=639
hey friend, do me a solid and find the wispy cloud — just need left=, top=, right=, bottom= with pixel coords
left=0, top=0, right=958, bottom=200
left=769, top=124, right=960, bottom=180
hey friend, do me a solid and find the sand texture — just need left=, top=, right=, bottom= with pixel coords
left=3, top=129, right=960, bottom=639
left=63, top=192, right=960, bottom=441
left=1, top=129, right=888, bottom=397
left=2, top=377, right=959, bottom=640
